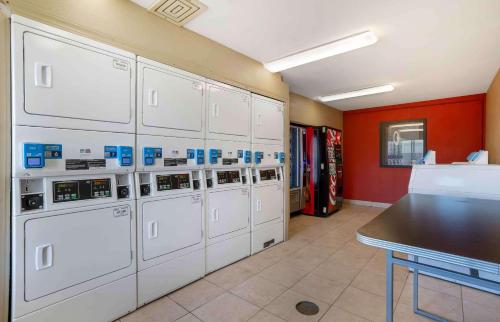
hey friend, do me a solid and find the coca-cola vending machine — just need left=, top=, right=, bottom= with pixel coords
left=303, top=126, right=343, bottom=217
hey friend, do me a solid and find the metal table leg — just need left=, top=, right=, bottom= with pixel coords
left=386, top=250, right=393, bottom=322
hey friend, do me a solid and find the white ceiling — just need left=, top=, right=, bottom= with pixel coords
left=133, top=0, right=500, bottom=111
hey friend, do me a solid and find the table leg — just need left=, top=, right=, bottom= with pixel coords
left=386, top=250, right=393, bottom=322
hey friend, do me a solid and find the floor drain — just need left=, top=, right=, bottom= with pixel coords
left=296, top=301, right=319, bottom=315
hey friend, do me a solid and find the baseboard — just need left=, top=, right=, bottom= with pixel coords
left=344, top=199, right=392, bottom=208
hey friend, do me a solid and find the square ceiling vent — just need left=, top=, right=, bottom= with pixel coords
left=150, top=0, right=207, bottom=26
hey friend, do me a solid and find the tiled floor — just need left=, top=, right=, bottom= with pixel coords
left=118, top=205, right=500, bottom=322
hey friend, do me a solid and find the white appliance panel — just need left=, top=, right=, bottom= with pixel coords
left=139, top=59, right=204, bottom=137
left=24, top=205, right=133, bottom=301
left=252, top=94, right=284, bottom=144
left=253, top=184, right=283, bottom=226
left=206, top=82, right=251, bottom=141
left=207, top=188, right=250, bottom=239
left=252, top=143, right=284, bottom=168
left=142, top=194, right=203, bottom=261
left=251, top=221, right=284, bottom=255
left=205, top=233, right=250, bottom=273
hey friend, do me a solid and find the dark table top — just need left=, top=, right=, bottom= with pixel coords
left=358, top=193, right=500, bottom=265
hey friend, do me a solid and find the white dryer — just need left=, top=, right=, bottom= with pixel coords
left=11, top=16, right=136, bottom=134
left=251, top=94, right=284, bottom=145
left=135, top=136, right=205, bottom=306
left=251, top=144, right=285, bottom=254
left=136, top=57, right=205, bottom=138
left=204, top=140, right=251, bottom=273
left=11, top=156, right=137, bottom=322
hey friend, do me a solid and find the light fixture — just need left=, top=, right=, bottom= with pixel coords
left=263, top=31, right=378, bottom=73
left=318, top=84, right=395, bottom=102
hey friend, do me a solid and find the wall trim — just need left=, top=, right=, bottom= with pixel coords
left=344, top=199, right=392, bottom=208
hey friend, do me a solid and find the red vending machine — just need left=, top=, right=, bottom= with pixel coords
left=303, top=126, right=343, bottom=217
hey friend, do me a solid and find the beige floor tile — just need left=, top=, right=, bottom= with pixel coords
left=319, top=306, right=370, bottom=322
left=265, top=289, right=330, bottom=322
left=393, top=303, right=430, bottom=322
left=333, top=286, right=386, bottom=322
left=282, top=247, right=330, bottom=272
left=168, top=279, right=225, bottom=311
left=174, top=313, right=201, bottom=322
left=312, top=261, right=360, bottom=285
left=121, top=296, right=188, bottom=322
left=248, top=310, right=287, bottom=322
left=236, top=250, right=281, bottom=274
left=463, top=299, right=500, bottom=322
left=407, top=273, right=462, bottom=298
left=204, top=262, right=256, bottom=290
left=363, top=250, right=409, bottom=282
left=291, top=273, right=347, bottom=304
left=192, top=293, right=259, bottom=322
left=328, top=248, right=373, bottom=271
left=461, top=286, right=500, bottom=312
left=231, top=275, right=287, bottom=307
left=259, top=261, right=308, bottom=287
left=399, top=280, right=463, bottom=322
left=352, top=269, right=405, bottom=300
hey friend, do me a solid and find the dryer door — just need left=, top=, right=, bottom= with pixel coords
left=252, top=97, right=284, bottom=143
left=207, top=188, right=250, bottom=239
left=23, top=32, right=133, bottom=126
left=140, top=65, right=204, bottom=137
left=253, top=184, right=283, bottom=226
left=142, top=194, right=203, bottom=261
left=24, top=205, right=132, bottom=301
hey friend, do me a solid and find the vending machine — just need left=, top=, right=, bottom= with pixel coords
left=303, top=126, right=343, bottom=217
left=289, top=125, right=306, bottom=213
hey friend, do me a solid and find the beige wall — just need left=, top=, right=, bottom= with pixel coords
left=486, top=69, right=500, bottom=164
left=290, top=92, right=343, bottom=129
left=0, top=5, right=10, bottom=322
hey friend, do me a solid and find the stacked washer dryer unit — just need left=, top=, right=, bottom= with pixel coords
left=250, top=94, right=286, bottom=254
left=204, top=81, right=253, bottom=273
left=135, top=57, right=206, bottom=306
left=10, top=16, right=137, bottom=322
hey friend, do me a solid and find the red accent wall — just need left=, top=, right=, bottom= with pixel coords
left=343, top=94, right=485, bottom=204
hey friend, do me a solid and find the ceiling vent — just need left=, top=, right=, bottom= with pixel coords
left=150, top=0, right=207, bottom=26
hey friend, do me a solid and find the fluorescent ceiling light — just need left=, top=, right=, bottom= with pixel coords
left=319, top=84, right=395, bottom=102
left=263, top=31, right=378, bottom=72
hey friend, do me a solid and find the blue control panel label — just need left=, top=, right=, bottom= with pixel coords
left=143, top=147, right=161, bottom=166
left=187, top=149, right=195, bottom=159
left=44, top=144, right=62, bottom=159
left=244, top=150, right=252, bottom=164
left=197, top=149, right=205, bottom=165
left=209, top=149, right=219, bottom=164
left=237, top=150, right=243, bottom=158
left=279, top=152, right=285, bottom=163
left=104, top=146, right=118, bottom=159
left=24, top=143, right=45, bottom=168
left=254, top=151, right=264, bottom=164
left=117, top=146, right=133, bottom=166
left=274, top=152, right=279, bottom=159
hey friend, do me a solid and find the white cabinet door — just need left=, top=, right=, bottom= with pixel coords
left=252, top=95, right=284, bottom=143
left=23, top=32, right=134, bottom=126
left=253, top=184, right=283, bottom=226
left=142, top=194, right=203, bottom=261
left=206, top=82, right=251, bottom=140
left=208, top=188, right=250, bottom=239
left=140, top=62, right=204, bottom=137
left=24, top=205, right=132, bottom=301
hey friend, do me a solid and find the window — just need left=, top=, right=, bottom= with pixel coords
left=380, top=119, right=426, bottom=167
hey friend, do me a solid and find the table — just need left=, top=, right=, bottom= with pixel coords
left=357, top=193, right=500, bottom=322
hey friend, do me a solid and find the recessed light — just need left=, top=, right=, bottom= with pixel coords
left=263, top=31, right=378, bottom=73
left=319, top=84, right=395, bottom=102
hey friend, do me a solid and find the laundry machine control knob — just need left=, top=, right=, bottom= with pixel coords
left=193, top=179, right=200, bottom=190
left=117, top=186, right=129, bottom=199
left=140, top=184, right=151, bottom=196
left=21, top=193, right=44, bottom=211
left=206, top=178, right=213, bottom=188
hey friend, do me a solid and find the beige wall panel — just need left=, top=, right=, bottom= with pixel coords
left=290, top=92, right=343, bottom=129
left=486, top=69, right=500, bottom=164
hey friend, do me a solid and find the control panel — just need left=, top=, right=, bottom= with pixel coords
left=143, top=147, right=162, bottom=166
left=53, top=178, right=111, bottom=203
left=259, top=169, right=277, bottom=181
left=216, top=170, right=241, bottom=184
left=156, top=173, right=190, bottom=191
left=23, top=143, right=63, bottom=169
left=252, top=167, right=283, bottom=184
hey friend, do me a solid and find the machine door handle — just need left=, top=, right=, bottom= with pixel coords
left=35, top=244, right=53, bottom=270
left=148, top=89, right=158, bottom=107
left=212, top=103, right=219, bottom=117
left=148, top=221, right=159, bottom=239
left=34, top=63, right=52, bottom=88
left=256, top=200, right=262, bottom=212
left=211, top=208, right=219, bottom=222
left=257, top=113, right=263, bottom=125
